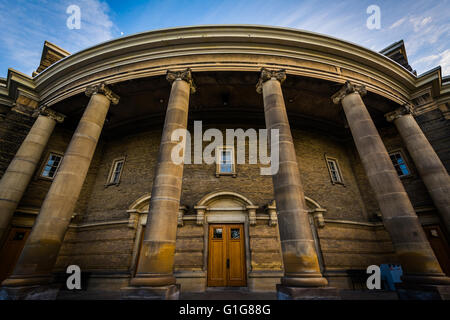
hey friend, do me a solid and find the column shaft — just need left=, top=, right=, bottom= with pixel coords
left=131, top=69, right=193, bottom=287
left=258, top=68, right=327, bottom=287
left=333, top=82, right=448, bottom=284
left=1, top=84, right=118, bottom=287
left=0, top=109, right=62, bottom=243
left=388, top=110, right=450, bottom=233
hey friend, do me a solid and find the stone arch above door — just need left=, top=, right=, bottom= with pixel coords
left=267, top=196, right=327, bottom=228
left=194, top=191, right=265, bottom=226
left=127, top=193, right=187, bottom=227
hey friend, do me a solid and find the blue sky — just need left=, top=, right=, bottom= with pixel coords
left=0, top=0, right=449, bottom=78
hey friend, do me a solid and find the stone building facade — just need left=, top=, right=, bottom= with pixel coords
left=0, top=26, right=449, bottom=299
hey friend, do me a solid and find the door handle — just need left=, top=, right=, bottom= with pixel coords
left=226, top=259, right=230, bottom=269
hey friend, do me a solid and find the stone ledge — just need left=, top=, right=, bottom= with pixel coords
left=120, top=284, right=180, bottom=300
left=397, top=284, right=450, bottom=300
left=0, top=284, right=61, bottom=300
left=277, top=284, right=341, bottom=300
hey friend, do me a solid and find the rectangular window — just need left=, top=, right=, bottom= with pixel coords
left=389, top=151, right=410, bottom=177
left=325, top=156, right=343, bottom=184
left=40, top=153, right=63, bottom=179
left=107, top=158, right=125, bottom=185
left=216, top=146, right=236, bottom=177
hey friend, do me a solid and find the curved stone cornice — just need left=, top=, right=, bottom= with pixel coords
left=331, top=81, right=367, bottom=104
left=1, top=25, right=448, bottom=110
left=85, top=83, right=120, bottom=105
left=256, top=68, right=286, bottom=94
left=32, top=105, right=65, bottom=123
left=385, top=104, right=416, bottom=122
left=166, top=68, right=196, bottom=93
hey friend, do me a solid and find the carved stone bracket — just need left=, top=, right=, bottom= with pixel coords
left=127, top=210, right=140, bottom=229
left=311, top=208, right=326, bottom=228
left=85, top=82, right=120, bottom=105
left=32, top=105, right=66, bottom=123
left=256, top=68, right=286, bottom=94
left=331, top=81, right=367, bottom=104
left=194, top=206, right=207, bottom=225
left=265, top=200, right=278, bottom=227
left=246, top=205, right=259, bottom=226
left=166, top=68, right=196, bottom=93
left=385, top=104, right=416, bottom=122
left=177, top=206, right=188, bottom=227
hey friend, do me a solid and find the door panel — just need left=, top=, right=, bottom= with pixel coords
left=423, top=225, right=450, bottom=276
left=207, top=225, right=227, bottom=286
left=0, top=227, right=31, bottom=282
left=207, top=224, right=246, bottom=287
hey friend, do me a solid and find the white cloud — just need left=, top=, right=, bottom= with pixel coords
left=438, top=49, right=450, bottom=75
left=413, top=50, right=450, bottom=76
left=410, top=16, right=432, bottom=32
left=0, top=0, right=116, bottom=76
left=389, top=17, right=406, bottom=29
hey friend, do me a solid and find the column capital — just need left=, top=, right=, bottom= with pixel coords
left=32, top=105, right=65, bottom=123
left=256, top=68, right=286, bottom=94
left=385, top=104, right=416, bottom=122
left=331, top=81, right=367, bottom=104
left=85, top=83, right=120, bottom=105
left=166, top=68, right=196, bottom=93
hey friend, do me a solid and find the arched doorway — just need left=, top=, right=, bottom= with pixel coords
left=195, top=191, right=255, bottom=287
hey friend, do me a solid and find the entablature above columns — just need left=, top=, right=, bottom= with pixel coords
left=2, top=26, right=449, bottom=116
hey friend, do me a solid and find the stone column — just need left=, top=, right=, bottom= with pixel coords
left=257, top=68, right=328, bottom=289
left=386, top=105, right=450, bottom=234
left=0, top=106, right=64, bottom=243
left=1, top=83, right=119, bottom=289
left=129, top=69, right=194, bottom=293
left=332, top=81, right=449, bottom=286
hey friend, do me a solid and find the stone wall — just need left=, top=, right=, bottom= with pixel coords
left=0, top=109, right=35, bottom=178
left=416, top=108, right=450, bottom=172
left=317, top=222, right=398, bottom=288
left=10, top=121, right=406, bottom=291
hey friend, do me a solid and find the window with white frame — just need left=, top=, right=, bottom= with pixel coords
left=389, top=151, right=410, bottom=177
left=40, top=153, right=63, bottom=179
left=326, top=157, right=343, bottom=184
left=216, top=146, right=236, bottom=176
left=107, top=158, right=125, bottom=185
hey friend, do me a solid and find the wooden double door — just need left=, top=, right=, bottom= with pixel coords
left=207, top=224, right=246, bottom=287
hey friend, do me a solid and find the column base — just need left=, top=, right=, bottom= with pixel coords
left=277, top=284, right=340, bottom=300
left=120, top=284, right=180, bottom=300
left=281, top=275, right=328, bottom=287
left=1, top=274, right=53, bottom=287
left=129, top=274, right=176, bottom=287
left=0, top=284, right=60, bottom=300
left=402, top=274, right=450, bottom=286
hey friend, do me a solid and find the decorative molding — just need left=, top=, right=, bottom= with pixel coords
left=385, top=104, right=416, bottom=122
left=166, top=68, right=196, bottom=93
left=256, top=68, right=286, bottom=94
left=331, top=81, right=367, bottom=104
left=85, top=82, right=120, bottom=105
left=438, top=103, right=450, bottom=120
left=32, top=105, right=65, bottom=123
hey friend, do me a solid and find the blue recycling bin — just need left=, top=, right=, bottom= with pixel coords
left=380, top=264, right=403, bottom=291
